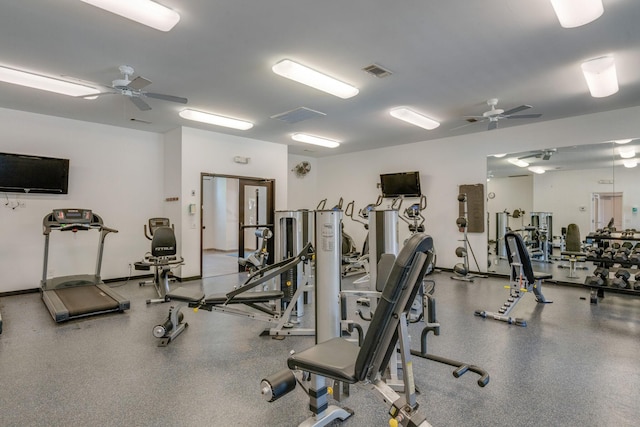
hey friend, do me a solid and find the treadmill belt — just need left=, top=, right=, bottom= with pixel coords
left=54, top=286, right=119, bottom=316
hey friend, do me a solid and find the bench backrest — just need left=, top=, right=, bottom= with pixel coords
left=505, top=232, right=534, bottom=284
left=354, top=233, right=435, bottom=382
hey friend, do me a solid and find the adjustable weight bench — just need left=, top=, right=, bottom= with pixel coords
left=152, top=243, right=314, bottom=346
left=152, top=288, right=287, bottom=346
left=475, top=232, right=552, bottom=326
left=261, top=233, right=441, bottom=426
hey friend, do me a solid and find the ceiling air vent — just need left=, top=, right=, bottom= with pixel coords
left=271, top=107, right=326, bottom=124
left=362, top=64, right=392, bottom=78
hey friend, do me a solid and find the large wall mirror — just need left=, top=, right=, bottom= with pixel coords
left=486, top=138, right=640, bottom=277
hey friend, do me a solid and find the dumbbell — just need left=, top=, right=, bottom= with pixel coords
left=614, top=249, right=630, bottom=263
left=601, top=248, right=614, bottom=260
left=612, top=269, right=631, bottom=289
left=634, top=272, right=640, bottom=291
left=585, top=267, right=609, bottom=287
left=587, top=247, right=603, bottom=259
left=629, top=251, right=640, bottom=265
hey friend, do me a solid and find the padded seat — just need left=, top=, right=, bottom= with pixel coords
left=534, top=272, right=553, bottom=280
left=287, top=337, right=360, bottom=383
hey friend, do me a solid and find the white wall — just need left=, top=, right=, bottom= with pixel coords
left=287, top=154, right=318, bottom=210
left=172, top=127, right=288, bottom=278
left=315, top=105, right=640, bottom=272
left=0, top=108, right=165, bottom=292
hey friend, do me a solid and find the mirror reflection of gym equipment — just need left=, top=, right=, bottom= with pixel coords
left=486, top=142, right=632, bottom=288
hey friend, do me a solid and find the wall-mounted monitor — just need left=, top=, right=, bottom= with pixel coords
left=0, top=152, right=69, bottom=194
left=380, top=171, right=421, bottom=198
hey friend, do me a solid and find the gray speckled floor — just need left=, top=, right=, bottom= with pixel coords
left=0, top=271, right=639, bottom=427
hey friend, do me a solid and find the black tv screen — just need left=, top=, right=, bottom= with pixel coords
left=0, top=152, right=69, bottom=194
left=380, top=171, right=421, bottom=198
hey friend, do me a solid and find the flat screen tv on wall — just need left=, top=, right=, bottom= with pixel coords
left=380, top=171, right=421, bottom=198
left=0, top=152, right=69, bottom=194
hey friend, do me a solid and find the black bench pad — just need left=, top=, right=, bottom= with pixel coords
left=288, top=337, right=360, bottom=383
left=533, top=271, right=553, bottom=280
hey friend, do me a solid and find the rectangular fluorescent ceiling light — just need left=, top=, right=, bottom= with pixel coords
left=272, top=60, right=359, bottom=99
left=0, top=66, right=99, bottom=97
left=508, top=158, right=529, bottom=168
left=550, top=0, right=603, bottom=28
left=179, top=109, right=253, bottom=130
left=81, top=0, right=180, bottom=32
left=389, top=107, right=440, bottom=130
left=292, top=133, right=340, bottom=148
left=581, top=56, right=618, bottom=98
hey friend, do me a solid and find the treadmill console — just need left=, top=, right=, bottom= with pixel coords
left=43, top=208, right=104, bottom=234
left=53, top=208, right=93, bottom=224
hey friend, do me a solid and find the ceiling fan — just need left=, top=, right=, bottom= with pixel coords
left=460, top=98, right=542, bottom=131
left=86, top=65, right=187, bottom=111
left=519, top=149, right=556, bottom=161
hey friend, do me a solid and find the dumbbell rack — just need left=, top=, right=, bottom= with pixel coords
left=583, top=232, right=640, bottom=304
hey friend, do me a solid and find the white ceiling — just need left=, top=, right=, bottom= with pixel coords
left=1, top=1, right=639, bottom=157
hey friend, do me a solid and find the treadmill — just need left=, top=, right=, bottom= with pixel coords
left=41, top=208, right=130, bottom=323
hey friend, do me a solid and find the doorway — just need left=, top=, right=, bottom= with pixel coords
left=591, top=192, right=623, bottom=232
left=201, top=174, right=275, bottom=278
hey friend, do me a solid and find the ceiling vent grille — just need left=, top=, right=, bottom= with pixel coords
left=271, top=107, right=326, bottom=124
left=362, top=64, right=392, bottom=78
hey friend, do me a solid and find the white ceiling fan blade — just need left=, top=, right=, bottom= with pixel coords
left=128, top=76, right=152, bottom=90
left=145, top=92, right=188, bottom=104
left=451, top=119, right=486, bottom=131
left=506, top=113, right=543, bottom=119
left=129, top=96, right=152, bottom=111
left=502, top=105, right=531, bottom=116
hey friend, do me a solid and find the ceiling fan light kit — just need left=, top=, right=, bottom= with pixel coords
left=80, top=0, right=180, bottom=32
left=272, top=59, right=359, bottom=99
left=179, top=109, right=254, bottom=130
left=550, top=0, right=603, bottom=28
left=389, top=107, right=440, bottom=130
left=291, top=133, right=340, bottom=148
left=581, top=56, right=619, bottom=98
left=0, top=66, right=100, bottom=97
